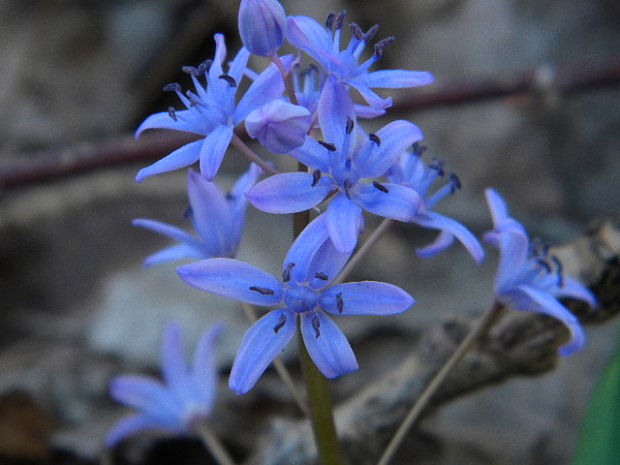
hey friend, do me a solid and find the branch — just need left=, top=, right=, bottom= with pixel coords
left=248, top=212, right=620, bottom=465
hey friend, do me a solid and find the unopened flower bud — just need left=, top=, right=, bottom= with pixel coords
left=238, top=0, right=286, bottom=56
left=245, top=100, right=311, bottom=153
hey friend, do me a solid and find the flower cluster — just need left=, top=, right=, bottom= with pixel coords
left=109, top=0, right=598, bottom=450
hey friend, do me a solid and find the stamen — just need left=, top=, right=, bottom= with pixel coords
left=334, top=11, right=346, bottom=30
left=273, top=313, right=287, bottom=333
left=312, top=315, right=321, bottom=338
left=218, top=74, right=237, bottom=87
left=325, top=12, right=335, bottom=30
left=168, top=106, right=177, bottom=121
left=369, top=133, right=381, bottom=146
left=197, top=59, right=212, bottom=75
left=336, top=292, right=344, bottom=313
left=314, top=272, right=329, bottom=281
left=374, top=36, right=395, bottom=58
left=225, top=192, right=234, bottom=201
left=343, top=179, right=352, bottom=199
left=182, top=65, right=198, bottom=76
left=282, top=262, right=295, bottom=282
left=344, top=158, right=352, bottom=171
left=163, top=82, right=182, bottom=93
left=249, top=286, right=275, bottom=295
left=373, top=181, right=389, bottom=193
left=364, top=25, right=379, bottom=42
left=551, top=255, right=564, bottom=287
left=350, top=23, right=364, bottom=40
left=318, top=141, right=337, bottom=151
left=429, top=158, right=445, bottom=176
left=311, top=170, right=322, bottom=187
left=449, top=173, right=462, bottom=193
left=412, top=142, right=427, bottom=156
left=186, top=90, right=202, bottom=106
left=535, top=259, right=552, bottom=274
left=346, top=117, right=354, bottom=134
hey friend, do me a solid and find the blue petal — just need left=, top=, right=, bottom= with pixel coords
left=246, top=172, right=334, bottom=213
left=132, top=219, right=202, bottom=250
left=284, top=213, right=351, bottom=286
left=105, top=413, right=181, bottom=448
left=300, top=311, right=358, bottom=378
left=177, top=258, right=283, bottom=306
left=110, top=375, right=179, bottom=418
left=135, top=110, right=205, bottom=138
left=494, top=230, right=530, bottom=293
left=317, top=76, right=354, bottom=146
left=234, top=55, right=295, bottom=122
left=354, top=104, right=386, bottom=119
left=286, top=16, right=333, bottom=66
left=348, top=79, right=392, bottom=110
left=187, top=170, right=233, bottom=256
left=355, top=182, right=420, bottom=222
left=359, top=70, right=435, bottom=89
left=484, top=188, right=527, bottom=236
left=191, top=323, right=223, bottom=410
left=356, top=120, right=424, bottom=178
left=514, top=285, right=586, bottom=355
left=555, top=276, right=597, bottom=307
left=227, top=46, right=251, bottom=84
left=229, top=308, right=297, bottom=394
left=326, top=194, right=363, bottom=253
left=321, top=282, right=414, bottom=315
left=289, top=136, right=331, bottom=172
left=229, top=163, right=262, bottom=244
left=414, top=211, right=484, bottom=263
left=199, top=124, right=234, bottom=181
left=161, top=323, right=190, bottom=399
left=136, top=139, right=202, bottom=182
left=143, top=244, right=205, bottom=267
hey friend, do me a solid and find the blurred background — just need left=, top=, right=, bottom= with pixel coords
left=0, top=0, right=619, bottom=464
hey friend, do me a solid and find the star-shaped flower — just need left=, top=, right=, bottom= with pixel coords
left=389, top=143, right=484, bottom=262
left=106, top=323, right=222, bottom=447
left=177, top=214, right=415, bottom=394
left=135, top=34, right=292, bottom=181
left=484, top=188, right=597, bottom=355
left=287, top=12, right=434, bottom=141
left=133, top=164, right=261, bottom=266
left=247, top=119, right=424, bottom=252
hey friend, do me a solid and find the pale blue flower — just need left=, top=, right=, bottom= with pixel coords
left=239, top=0, right=287, bottom=56
left=177, top=215, right=415, bottom=393
left=484, top=188, right=597, bottom=355
left=135, top=34, right=293, bottom=181
left=246, top=119, right=424, bottom=253
left=106, top=323, right=222, bottom=447
left=287, top=12, right=434, bottom=140
left=133, top=164, right=261, bottom=266
left=389, top=143, right=484, bottom=262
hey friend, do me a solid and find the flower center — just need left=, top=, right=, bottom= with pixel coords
left=284, top=284, right=318, bottom=313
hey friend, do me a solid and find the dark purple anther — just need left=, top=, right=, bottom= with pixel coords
left=364, top=24, right=379, bottom=42
left=282, top=262, right=295, bottom=282
left=350, top=23, right=364, bottom=40
left=312, top=315, right=321, bottom=338
left=249, top=286, right=275, bottom=295
left=536, top=259, right=552, bottom=274
left=369, top=133, right=381, bottom=146
left=168, top=106, right=177, bottom=121
left=218, top=74, right=237, bottom=87
left=412, top=142, right=427, bottom=156
left=374, top=36, right=395, bottom=58
left=163, top=82, right=182, bottom=93
left=334, top=11, right=346, bottom=30
left=325, top=12, right=335, bottom=30
left=311, top=170, right=322, bottom=187
left=449, top=173, right=461, bottom=193
left=343, top=179, right=352, bottom=199
left=314, top=272, right=329, bottom=281
left=551, top=256, right=564, bottom=287
left=318, top=141, right=337, bottom=151
left=273, top=313, right=287, bottom=333
left=182, top=66, right=197, bottom=75
left=345, top=117, right=354, bottom=134
left=336, top=292, right=344, bottom=313
left=373, top=181, right=389, bottom=193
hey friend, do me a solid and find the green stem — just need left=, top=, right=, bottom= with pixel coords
left=298, top=329, right=347, bottom=465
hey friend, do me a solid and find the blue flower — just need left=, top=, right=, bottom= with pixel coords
left=246, top=119, right=424, bottom=253
left=177, top=215, right=415, bottom=394
left=135, top=34, right=293, bottom=181
left=484, top=188, right=597, bottom=355
left=388, top=143, right=484, bottom=263
left=106, top=322, right=223, bottom=447
left=287, top=12, right=434, bottom=139
left=239, top=0, right=287, bottom=56
left=133, top=165, right=261, bottom=266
